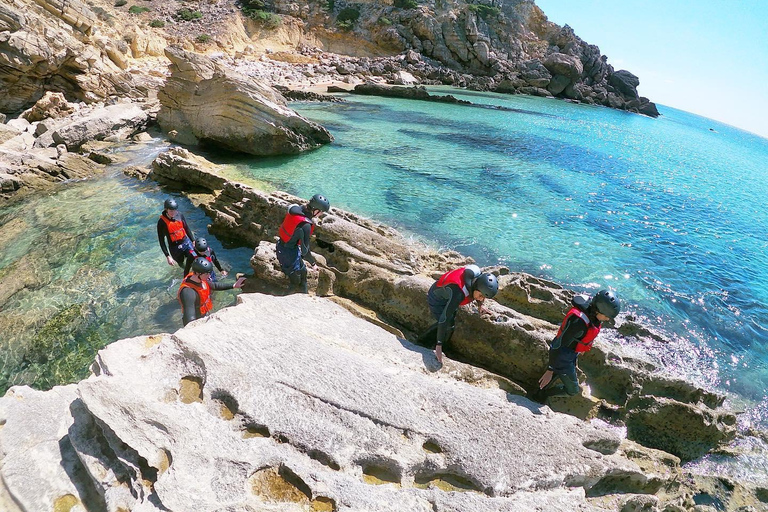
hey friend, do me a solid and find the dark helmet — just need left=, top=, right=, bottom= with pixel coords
left=164, top=198, right=178, bottom=210
left=474, top=273, right=499, bottom=299
left=191, top=257, right=213, bottom=274
left=308, top=194, right=330, bottom=213
left=194, top=238, right=209, bottom=253
left=593, top=289, right=621, bottom=319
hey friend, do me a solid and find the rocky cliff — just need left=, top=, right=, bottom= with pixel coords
left=2, top=293, right=761, bottom=512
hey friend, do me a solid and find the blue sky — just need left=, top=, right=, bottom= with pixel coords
left=535, top=0, right=768, bottom=139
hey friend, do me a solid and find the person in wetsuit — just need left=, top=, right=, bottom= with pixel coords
left=275, top=194, right=330, bottom=293
left=419, top=264, right=499, bottom=364
left=532, top=289, right=621, bottom=402
left=184, top=238, right=227, bottom=282
left=157, top=198, right=195, bottom=270
left=178, top=257, right=245, bottom=326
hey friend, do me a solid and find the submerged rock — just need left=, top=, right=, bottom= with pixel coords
left=157, top=47, right=333, bottom=156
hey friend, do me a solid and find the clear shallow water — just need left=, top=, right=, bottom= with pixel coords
left=0, top=140, right=253, bottom=391
left=222, top=89, right=768, bottom=478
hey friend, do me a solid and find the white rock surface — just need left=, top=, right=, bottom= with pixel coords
left=0, top=294, right=660, bottom=511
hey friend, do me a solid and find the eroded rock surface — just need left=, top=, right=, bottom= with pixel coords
left=1, top=294, right=690, bottom=512
left=157, top=46, right=333, bottom=156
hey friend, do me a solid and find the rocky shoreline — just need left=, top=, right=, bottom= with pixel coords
left=2, top=0, right=762, bottom=510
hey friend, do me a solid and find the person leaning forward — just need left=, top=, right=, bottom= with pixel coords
left=532, top=289, right=621, bottom=403
left=157, top=198, right=195, bottom=270
left=275, top=193, right=330, bottom=294
left=178, top=257, right=245, bottom=326
left=419, top=264, right=499, bottom=364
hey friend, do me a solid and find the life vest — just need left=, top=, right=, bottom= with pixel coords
left=178, top=274, right=212, bottom=317
left=160, top=213, right=187, bottom=243
left=554, top=307, right=601, bottom=353
left=278, top=207, right=314, bottom=243
left=436, top=267, right=473, bottom=306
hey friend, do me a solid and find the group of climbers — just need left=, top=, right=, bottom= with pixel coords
left=159, top=192, right=621, bottom=404
left=157, top=198, right=245, bottom=326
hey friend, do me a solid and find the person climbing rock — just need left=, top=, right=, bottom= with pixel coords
left=275, top=193, right=330, bottom=293
left=419, top=264, right=499, bottom=364
left=532, top=289, right=621, bottom=403
left=178, top=257, right=245, bottom=326
left=184, top=237, right=227, bottom=282
left=157, top=198, right=195, bottom=270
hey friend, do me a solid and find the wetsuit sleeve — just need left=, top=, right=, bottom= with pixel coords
left=548, top=316, right=588, bottom=369
left=436, top=284, right=465, bottom=344
left=209, top=281, right=235, bottom=291
left=181, top=215, right=194, bottom=241
left=299, top=223, right=316, bottom=265
left=183, top=255, right=193, bottom=275
left=180, top=287, right=199, bottom=326
left=157, top=218, right=170, bottom=257
left=210, top=250, right=224, bottom=272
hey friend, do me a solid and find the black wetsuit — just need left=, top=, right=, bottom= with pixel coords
left=179, top=280, right=236, bottom=326
left=540, top=309, right=601, bottom=398
left=157, top=212, right=195, bottom=267
left=276, top=205, right=316, bottom=292
left=420, top=266, right=480, bottom=346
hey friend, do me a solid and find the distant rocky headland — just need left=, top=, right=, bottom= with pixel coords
left=4, top=1, right=758, bottom=511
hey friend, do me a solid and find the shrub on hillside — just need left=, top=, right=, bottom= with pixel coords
left=242, top=8, right=281, bottom=28
left=114, top=0, right=127, bottom=6
left=393, top=0, right=418, bottom=9
left=337, top=7, right=359, bottom=23
left=149, top=18, right=165, bottom=27
left=467, top=3, right=501, bottom=18
left=128, top=5, right=150, bottom=14
left=177, top=8, right=203, bottom=21
left=195, top=34, right=212, bottom=43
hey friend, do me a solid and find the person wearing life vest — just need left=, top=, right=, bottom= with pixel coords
left=178, top=257, right=245, bottom=326
left=157, top=198, right=195, bottom=269
left=183, top=238, right=227, bottom=282
left=533, top=289, right=621, bottom=402
left=419, top=264, right=499, bottom=364
left=275, top=193, right=330, bottom=293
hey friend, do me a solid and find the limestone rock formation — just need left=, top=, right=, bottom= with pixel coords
left=148, top=149, right=736, bottom=462
left=157, top=47, right=333, bottom=156
left=0, top=293, right=698, bottom=512
left=0, top=0, right=158, bottom=116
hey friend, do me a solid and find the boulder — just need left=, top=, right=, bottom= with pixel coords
left=157, top=47, right=332, bottom=156
left=50, top=103, right=150, bottom=151
left=609, top=70, right=641, bottom=100
left=543, top=53, right=584, bottom=81
left=547, top=74, right=571, bottom=95
left=20, top=92, right=74, bottom=122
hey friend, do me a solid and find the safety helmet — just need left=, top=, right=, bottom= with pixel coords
left=164, top=198, right=178, bottom=210
left=474, top=273, right=499, bottom=299
left=308, top=194, right=330, bottom=213
left=191, top=257, right=213, bottom=274
left=194, top=238, right=209, bottom=253
left=593, top=289, right=621, bottom=319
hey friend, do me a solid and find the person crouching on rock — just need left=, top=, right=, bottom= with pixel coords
left=419, top=265, right=499, bottom=364
left=157, top=198, right=196, bottom=271
left=275, top=193, right=330, bottom=294
left=178, top=257, right=245, bottom=326
left=184, top=237, right=227, bottom=282
left=533, top=290, right=621, bottom=403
